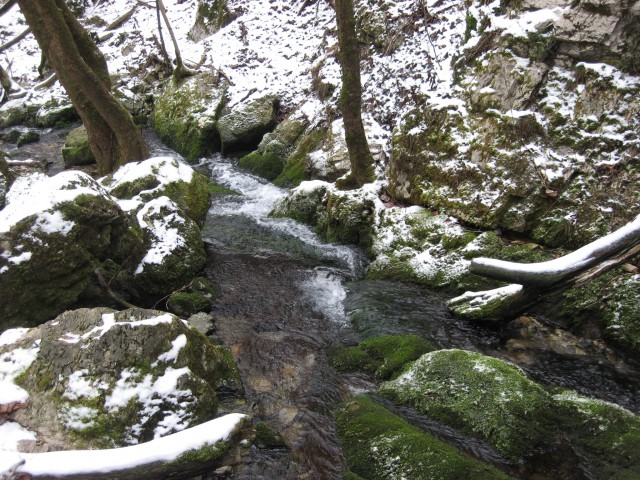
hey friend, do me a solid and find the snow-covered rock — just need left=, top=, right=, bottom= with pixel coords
left=1, top=307, right=242, bottom=451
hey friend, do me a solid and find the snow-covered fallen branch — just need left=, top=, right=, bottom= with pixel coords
left=0, top=414, right=248, bottom=480
left=449, top=215, right=640, bottom=321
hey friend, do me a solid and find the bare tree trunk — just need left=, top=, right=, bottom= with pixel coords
left=17, top=0, right=149, bottom=174
left=334, top=0, right=375, bottom=188
left=156, top=0, right=193, bottom=81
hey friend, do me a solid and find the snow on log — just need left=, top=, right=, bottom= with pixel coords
left=470, top=215, right=640, bottom=287
left=450, top=215, right=640, bottom=322
left=0, top=414, right=248, bottom=480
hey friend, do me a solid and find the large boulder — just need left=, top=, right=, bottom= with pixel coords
left=336, top=394, right=511, bottom=480
left=381, top=349, right=558, bottom=462
left=0, top=158, right=212, bottom=329
left=153, top=73, right=228, bottom=162
left=2, top=307, right=242, bottom=450
left=61, top=125, right=95, bottom=167
left=0, top=171, right=142, bottom=329
left=217, top=95, right=279, bottom=152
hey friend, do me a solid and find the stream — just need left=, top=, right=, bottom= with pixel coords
left=194, top=154, right=640, bottom=479
left=5, top=129, right=639, bottom=478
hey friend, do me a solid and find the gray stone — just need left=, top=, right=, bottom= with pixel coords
left=218, top=95, right=279, bottom=152
left=62, top=125, right=95, bottom=167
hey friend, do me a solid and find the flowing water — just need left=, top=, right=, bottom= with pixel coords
left=11, top=130, right=639, bottom=478
left=196, top=155, right=640, bottom=479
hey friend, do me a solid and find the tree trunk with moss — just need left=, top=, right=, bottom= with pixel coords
left=17, top=0, right=149, bottom=174
left=335, top=0, right=375, bottom=188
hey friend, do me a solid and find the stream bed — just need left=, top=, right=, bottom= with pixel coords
left=197, top=155, right=640, bottom=479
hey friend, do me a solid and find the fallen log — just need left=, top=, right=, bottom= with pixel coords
left=449, top=215, right=640, bottom=322
left=0, top=28, right=30, bottom=54
left=1, top=414, right=249, bottom=480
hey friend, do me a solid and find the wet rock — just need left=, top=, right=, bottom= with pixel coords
left=16, top=130, right=40, bottom=148
left=5, top=307, right=242, bottom=450
left=167, top=292, right=212, bottom=318
left=188, top=0, right=236, bottom=42
left=0, top=99, right=38, bottom=129
left=336, top=394, right=511, bottom=479
left=218, top=95, right=279, bottom=152
left=153, top=73, right=228, bottom=162
left=62, top=125, right=95, bottom=167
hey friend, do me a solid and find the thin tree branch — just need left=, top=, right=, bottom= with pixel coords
left=0, top=27, right=31, bottom=53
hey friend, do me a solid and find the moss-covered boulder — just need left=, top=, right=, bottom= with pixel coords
left=5, top=307, right=241, bottom=450
left=100, top=156, right=212, bottom=227
left=381, top=349, right=558, bottom=461
left=330, top=334, right=435, bottom=380
left=218, top=95, right=279, bottom=152
left=126, top=196, right=206, bottom=300
left=270, top=180, right=329, bottom=225
left=62, top=125, right=95, bottom=167
left=554, top=391, right=640, bottom=479
left=167, top=292, right=212, bottom=318
left=0, top=171, right=142, bottom=329
left=238, top=118, right=306, bottom=181
left=188, top=0, right=235, bottom=42
left=336, top=394, right=511, bottom=480
left=153, top=73, right=228, bottom=162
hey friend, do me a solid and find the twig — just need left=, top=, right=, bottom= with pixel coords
left=0, top=28, right=31, bottom=54
left=152, top=280, right=193, bottom=310
left=105, top=5, right=138, bottom=31
left=95, top=269, right=139, bottom=309
left=34, top=72, right=57, bottom=90
left=0, top=0, right=16, bottom=17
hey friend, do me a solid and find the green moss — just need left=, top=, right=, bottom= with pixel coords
left=554, top=391, right=640, bottom=479
left=336, top=394, right=511, bottom=480
left=464, top=11, right=478, bottom=43
left=209, top=182, right=240, bottom=197
left=238, top=151, right=284, bottom=181
left=381, top=349, right=557, bottom=461
left=254, top=422, right=287, bottom=448
left=602, top=275, right=640, bottom=358
left=167, top=292, right=211, bottom=317
left=172, top=441, right=228, bottom=465
left=331, top=334, right=435, bottom=380
left=274, top=126, right=327, bottom=187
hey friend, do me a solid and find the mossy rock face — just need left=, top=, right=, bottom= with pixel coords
left=602, top=274, right=640, bottom=358
left=218, top=95, right=279, bottom=152
left=238, top=118, right=307, bottom=181
left=153, top=73, right=228, bottom=162
left=274, top=125, right=328, bottom=187
left=254, top=422, right=287, bottom=449
left=381, top=349, right=557, bottom=461
left=554, top=391, right=640, bottom=479
left=270, top=181, right=328, bottom=225
left=0, top=172, right=142, bottom=329
left=318, top=192, right=375, bottom=253
left=336, top=394, right=511, bottom=480
left=0, top=99, right=38, bottom=129
left=188, top=0, right=235, bottom=42
left=62, top=125, right=95, bottom=167
left=127, top=197, right=206, bottom=301
left=330, top=334, right=435, bottom=379
left=9, top=307, right=242, bottom=449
